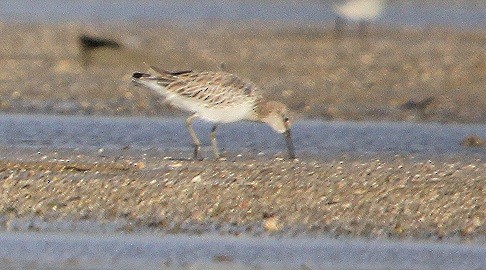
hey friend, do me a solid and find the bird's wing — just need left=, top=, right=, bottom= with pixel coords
left=164, top=71, right=259, bottom=108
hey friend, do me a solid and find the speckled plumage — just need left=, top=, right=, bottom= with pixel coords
left=133, top=68, right=261, bottom=124
left=161, top=70, right=258, bottom=107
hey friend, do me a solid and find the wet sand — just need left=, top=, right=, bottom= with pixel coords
left=0, top=147, right=483, bottom=242
left=0, top=21, right=485, bottom=122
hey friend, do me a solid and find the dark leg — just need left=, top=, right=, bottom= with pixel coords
left=358, top=20, right=369, bottom=38
left=79, top=47, right=90, bottom=68
left=185, top=114, right=201, bottom=160
left=210, top=124, right=220, bottom=158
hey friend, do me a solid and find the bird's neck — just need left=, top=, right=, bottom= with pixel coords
left=249, top=99, right=271, bottom=122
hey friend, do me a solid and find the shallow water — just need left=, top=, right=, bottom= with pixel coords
left=0, top=114, right=484, bottom=159
left=0, top=0, right=484, bottom=28
left=0, top=231, right=485, bottom=270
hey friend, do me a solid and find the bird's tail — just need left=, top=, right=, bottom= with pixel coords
left=149, top=66, right=192, bottom=76
left=132, top=66, right=192, bottom=87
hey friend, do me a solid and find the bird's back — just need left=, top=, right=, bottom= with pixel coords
left=133, top=68, right=261, bottom=123
left=159, top=69, right=259, bottom=108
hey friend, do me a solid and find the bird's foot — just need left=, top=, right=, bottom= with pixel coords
left=192, top=145, right=203, bottom=161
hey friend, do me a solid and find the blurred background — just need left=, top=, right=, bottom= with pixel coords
left=0, top=0, right=485, bottom=123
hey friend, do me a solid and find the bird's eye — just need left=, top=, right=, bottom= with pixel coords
left=283, top=116, right=289, bottom=123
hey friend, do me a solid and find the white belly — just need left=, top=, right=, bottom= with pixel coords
left=169, top=94, right=254, bottom=123
left=196, top=102, right=255, bottom=123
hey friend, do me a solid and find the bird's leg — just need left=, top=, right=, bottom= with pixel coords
left=185, top=114, right=201, bottom=160
left=210, top=124, right=220, bottom=159
left=79, top=47, right=90, bottom=69
left=358, top=20, right=369, bottom=38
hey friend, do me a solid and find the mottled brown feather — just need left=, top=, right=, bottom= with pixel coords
left=149, top=69, right=260, bottom=108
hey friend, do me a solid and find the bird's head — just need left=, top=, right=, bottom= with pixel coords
left=258, top=100, right=295, bottom=159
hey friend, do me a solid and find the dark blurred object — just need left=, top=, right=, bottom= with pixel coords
left=79, top=34, right=122, bottom=68
left=460, top=135, right=485, bottom=147
left=400, top=97, right=435, bottom=111
left=79, top=35, right=121, bottom=50
left=400, top=97, right=436, bottom=121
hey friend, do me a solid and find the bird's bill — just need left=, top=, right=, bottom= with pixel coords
left=283, top=129, right=296, bottom=159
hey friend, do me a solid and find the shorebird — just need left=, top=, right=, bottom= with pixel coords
left=331, top=0, right=387, bottom=37
left=131, top=67, right=295, bottom=160
left=78, top=34, right=121, bottom=67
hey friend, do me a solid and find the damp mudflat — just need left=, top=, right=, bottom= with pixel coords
left=1, top=21, right=485, bottom=123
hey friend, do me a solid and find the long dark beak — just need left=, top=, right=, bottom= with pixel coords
left=283, top=129, right=296, bottom=159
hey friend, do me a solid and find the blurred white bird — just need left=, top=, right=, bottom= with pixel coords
left=331, top=0, right=387, bottom=37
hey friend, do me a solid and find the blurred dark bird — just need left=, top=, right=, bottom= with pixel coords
left=78, top=34, right=122, bottom=67
left=79, top=34, right=121, bottom=50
